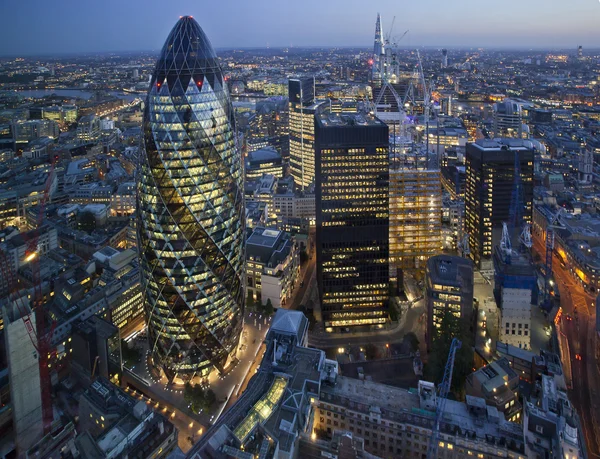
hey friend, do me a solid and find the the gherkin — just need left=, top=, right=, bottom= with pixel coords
left=137, top=16, right=245, bottom=382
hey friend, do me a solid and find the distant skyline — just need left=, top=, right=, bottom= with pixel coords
left=1, top=0, right=599, bottom=56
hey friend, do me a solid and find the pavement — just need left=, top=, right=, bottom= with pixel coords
left=533, top=234, right=600, bottom=458
left=124, top=311, right=271, bottom=453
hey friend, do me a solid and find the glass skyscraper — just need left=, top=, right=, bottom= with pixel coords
left=137, top=16, right=245, bottom=382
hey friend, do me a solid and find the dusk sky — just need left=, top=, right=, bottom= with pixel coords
left=1, top=0, right=599, bottom=55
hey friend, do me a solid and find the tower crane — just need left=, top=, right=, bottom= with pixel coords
left=427, top=338, right=462, bottom=459
left=0, top=156, right=57, bottom=434
left=501, top=149, right=525, bottom=265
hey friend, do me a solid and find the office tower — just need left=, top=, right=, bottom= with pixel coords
left=492, top=99, right=525, bottom=138
left=465, top=139, right=534, bottom=270
left=289, top=76, right=319, bottom=190
left=315, top=109, right=389, bottom=330
left=441, top=48, right=448, bottom=68
left=578, top=45, right=583, bottom=58
left=425, top=255, right=474, bottom=350
left=389, top=141, right=442, bottom=276
left=137, top=16, right=245, bottom=381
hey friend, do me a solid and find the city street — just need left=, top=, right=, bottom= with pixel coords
left=288, top=227, right=316, bottom=311
left=308, top=300, right=426, bottom=350
left=533, top=234, right=600, bottom=457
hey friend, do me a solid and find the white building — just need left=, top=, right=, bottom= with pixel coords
left=499, top=287, right=532, bottom=350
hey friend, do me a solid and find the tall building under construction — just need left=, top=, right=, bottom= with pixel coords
left=389, top=139, right=443, bottom=277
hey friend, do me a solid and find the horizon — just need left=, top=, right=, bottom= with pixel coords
left=0, top=44, right=597, bottom=60
left=1, top=0, right=598, bottom=56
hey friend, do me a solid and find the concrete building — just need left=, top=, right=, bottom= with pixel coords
left=272, top=188, right=316, bottom=222
left=70, top=182, right=114, bottom=206
left=76, top=378, right=177, bottom=458
left=245, top=147, right=284, bottom=181
left=466, top=358, right=521, bottom=422
left=245, top=200, right=268, bottom=229
left=187, top=309, right=530, bottom=459
left=523, top=375, right=583, bottom=459
left=425, top=255, right=474, bottom=349
left=76, top=115, right=101, bottom=144
left=493, top=100, right=525, bottom=139
left=246, top=174, right=279, bottom=222
left=71, top=316, right=121, bottom=386
left=109, top=181, right=136, bottom=217
left=532, top=205, right=600, bottom=293
left=246, top=227, right=299, bottom=308
left=0, top=224, right=58, bottom=274
left=3, top=305, right=43, bottom=453
left=498, top=286, right=532, bottom=350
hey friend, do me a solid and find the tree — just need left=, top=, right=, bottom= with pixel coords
left=404, top=332, right=420, bottom=353
left=264, top=298, right=274, bottom=316
left=424, top=311, right=473, bottom=400
left=184, top=383, right=216, bottom=414
left=78, top=211, right=96, bottom=233
left=246, top=290, right=255, bottom=309
left=120, top=340, right=141, bottom=367
left=365, top=343, right=381, bottom=360
left=389, top=304, right=399, bottom=322
left=299, top=250, right=309, bottom=263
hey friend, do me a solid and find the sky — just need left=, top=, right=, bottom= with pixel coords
left=0, top=0, right=599, bottom=56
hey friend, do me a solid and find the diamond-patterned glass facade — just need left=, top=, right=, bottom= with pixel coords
left=137, top=17, right=245, bottom=381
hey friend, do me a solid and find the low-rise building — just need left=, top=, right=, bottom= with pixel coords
left=188, top=309, right=531, bottom=459
left=466, top=357, right=522, bottom=422
left=246, top=227, right=299, bottom=308
left=76, top=378, right=177, bottom=458
left=245, top=147, right=284, bottom=181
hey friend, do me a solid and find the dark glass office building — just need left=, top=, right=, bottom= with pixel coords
left=315, top=109, right=390, bottom=330
left=137, top=17, right=245, bottom=382
left=465, top=139, right=534, bottom=269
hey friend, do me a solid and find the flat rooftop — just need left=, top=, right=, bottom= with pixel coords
left=316, top=110, right=385, bottom=128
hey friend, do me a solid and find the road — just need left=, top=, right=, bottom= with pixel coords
left=288, top=228, right=316, bottom=310
left=533, top=234, right=600, bottom=457
left=308, top=300, right=426, bottom=349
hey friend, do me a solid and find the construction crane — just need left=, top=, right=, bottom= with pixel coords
left=502, top=149, right=525, bottom=264
left=385, top=16, right=396, bottom=46
left=0, top=157, right=57, bottom=434
left=427, top=338, right=462, bottom=459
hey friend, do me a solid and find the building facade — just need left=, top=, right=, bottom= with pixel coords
left=246, top=227, right=299, bottom=308
left=465, top=139, right=534, bottom=270
left=289, top=77, right=319, bottom=190
left=315, top=110, right=390, bottom=330
left=425, top=255, right=474, bottom=349
left=137, top=17, right=245, bottom=381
